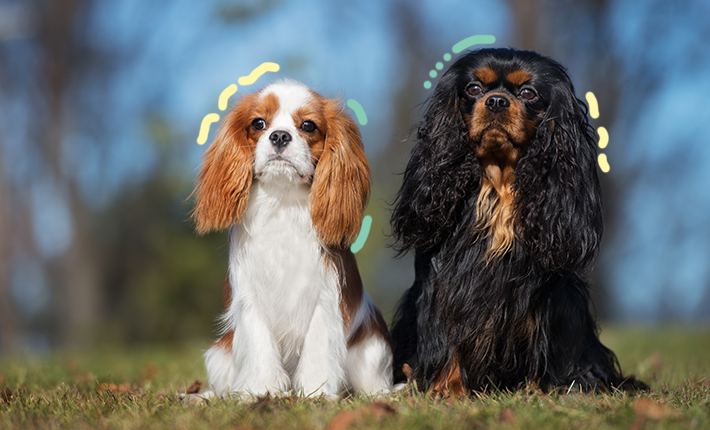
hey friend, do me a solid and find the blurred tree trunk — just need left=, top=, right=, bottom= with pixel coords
left=37, top=0, right=101, bottom=349
left=362, top=0, right=432, bottom=319
left=508, top=0, right=543, bottom=50
left=0, top=167, right=18, bottom=353
left=0, top=0, right=106, bottom=349
left=374, top=0, right=430, bottom=187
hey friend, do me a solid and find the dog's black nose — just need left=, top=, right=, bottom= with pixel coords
left=485, top=95, right=510, bottom=113
left=269, top=130, right=292, bottom=151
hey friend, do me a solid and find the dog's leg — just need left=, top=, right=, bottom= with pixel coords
left=228, top=302, right=290, bottom=397
left=344, top=295, right=393, bottom=395
left=345, top=331, right=393, bottom=395
left=294, top=299, right=347, bottom=398
left=204, top=335, right=238, bottom=397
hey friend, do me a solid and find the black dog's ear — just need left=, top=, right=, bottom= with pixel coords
left=392, top=70, right=481, bottom=254
left=514, top=71, right=603, bottom=271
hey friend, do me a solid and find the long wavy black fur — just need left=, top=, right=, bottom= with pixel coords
left=391, top=48, right=641, bottom=392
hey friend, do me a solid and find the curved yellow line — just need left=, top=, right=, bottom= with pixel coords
left=197, top=113, right=220, bottom=145
left=218, top=84, right=237, bottom=111
left=585, top=92, right=599, bottom=119
left=598, top=153, right=610, bottom=173
left=597, top=126, right=609, bottom=149
left=237, top=62, right=280, bottom=86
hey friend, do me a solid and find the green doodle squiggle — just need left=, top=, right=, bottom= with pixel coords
left=350, top=215, right=372, bottom=253
left=346, top=99, right=368, bottom=125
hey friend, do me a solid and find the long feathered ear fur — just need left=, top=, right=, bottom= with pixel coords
left=191, top=96, right=256, bottom=235
left=391, top=70, right=481, bottom=254
left=513, top=67, right=603, bottom=271
left=310, top=99, right=371, bottom=249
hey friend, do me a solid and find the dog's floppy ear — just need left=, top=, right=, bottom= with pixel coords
left=392, top=68, right=481, bottom=255
left=310, top=99, right=371, bottom=248
left=514, top=70, right=603, bottom=271
left=191, top=96, right=256, bottom=235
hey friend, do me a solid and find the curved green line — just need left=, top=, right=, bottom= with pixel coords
left=350, top=215, right=372, bottom=254
left=346, top=99, right=368, bottom=126
left=452, top=35, right=496, bottom=54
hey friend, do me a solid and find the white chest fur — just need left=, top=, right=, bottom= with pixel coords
left=225, top=181, right=344, bottom=384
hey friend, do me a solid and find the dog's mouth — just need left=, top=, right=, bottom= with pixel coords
left=265, top=155, right=304, bottom=173
left=267, top=154, right=294, bottom=165
left=257, top=154, right=309, bottom=182
left=471, top=118, right=534, bottom=156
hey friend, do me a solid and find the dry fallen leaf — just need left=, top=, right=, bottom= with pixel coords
left=632, top=398, right=671, bottom=420
left=364, top=401, right=396, bottom=420
left=326, top=401, right=396, bottom=430
left=185, top=380, right=203, bottom=395
left=96, top=382, right=132, bottom=394
left=499, top=407, right=518, bottom=425
left=327, top=410, right=356, bottom=430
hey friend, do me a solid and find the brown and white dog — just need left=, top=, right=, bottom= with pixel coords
left=191, top=80, right=392, bottom=398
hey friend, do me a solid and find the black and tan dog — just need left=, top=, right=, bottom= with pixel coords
left=390, top=48, right=643, bottom=395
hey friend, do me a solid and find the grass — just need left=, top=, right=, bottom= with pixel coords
left=1, top=326, right=709, bottom=429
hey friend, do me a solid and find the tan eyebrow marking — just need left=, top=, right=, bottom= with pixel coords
left=257, top=92, right=280, bottom=123
left=506, top=69, right=531, bottom=86
left=475, top=67, right=498, bottom=84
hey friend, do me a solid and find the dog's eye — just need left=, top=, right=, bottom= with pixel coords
left=252, top=118, right=266, bottom=131
left=301, top=120, right=317, bottom=133
left=466, top=84, right=482, bottom=97
left=520, top=88, right=537, bottom=100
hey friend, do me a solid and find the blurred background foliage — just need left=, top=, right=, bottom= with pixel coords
left=0, top=0, right=709, bottom=354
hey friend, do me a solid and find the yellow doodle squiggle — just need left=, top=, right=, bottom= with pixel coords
left=218, top=84, right=238, bottom=110
left=238, top=62, right=280, bottom=86
left=598, top=154, right=610, bottom=173
left=197, top=113, right=220, bottom=145
left=585, top=92, right=599, bottom=119
left=597, top=126, right=609, bottom=149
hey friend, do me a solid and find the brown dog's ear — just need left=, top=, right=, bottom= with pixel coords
left=191, top=98, right=255, bottom=235
left=310, top=99, right=371, bottom=248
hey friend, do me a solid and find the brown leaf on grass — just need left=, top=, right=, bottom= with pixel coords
left=185, top=380, right=202, bottom=394
left=327, top=401, right=396, bottom=430
left=249, top=393, right=274, bottom=411
left=499, top=407, right=518, bottom=425
left=632, top=398, right=671, bottom=420
left=255, top=393, right=272, bottom=403
left=327, top=410, right=356, bottom=430
left=363, top=401, right=396, bottom=420
left=96, top=382, right=132, bottom=394
left=1, top=387, right=13, bottom=403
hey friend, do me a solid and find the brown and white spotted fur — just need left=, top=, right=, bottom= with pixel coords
left=191, top=80, right=392, bottom=398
